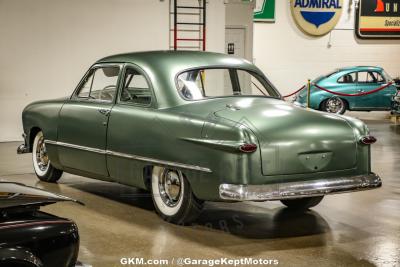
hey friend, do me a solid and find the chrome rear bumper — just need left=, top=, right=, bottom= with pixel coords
left=219, top=173, right=381, bottom=201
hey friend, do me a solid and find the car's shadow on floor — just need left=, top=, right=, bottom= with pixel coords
left=49, top=178, right=331, bottom=241
left=35, top=178, right=156, bottom=211
left=194, top=204, right=330, bottom=239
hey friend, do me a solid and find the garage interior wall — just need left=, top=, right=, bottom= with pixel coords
left=0, top=0, right=225, bottom=142
left=225, top=0, right=254, bottom=61
left=254, top=0, right=400, bottom=95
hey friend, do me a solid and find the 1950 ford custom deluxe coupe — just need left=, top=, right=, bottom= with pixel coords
left=18, top=51, right=381, bottom=224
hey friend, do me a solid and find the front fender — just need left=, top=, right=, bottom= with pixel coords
left=22, top=98, right=67, bottom=149
left=296, top=87, right=330, bottom=110
left=310, top=90, right=331, bottom=110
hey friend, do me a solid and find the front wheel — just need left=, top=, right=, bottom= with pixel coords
left=321, top=97, right=347, bottom=114
left=280, top=196, right=324, bottom=210
left=32, top=131, right=63, bottom=183
left=151, top=166, right=203, bottom=225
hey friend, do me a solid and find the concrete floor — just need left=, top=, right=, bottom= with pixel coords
left=1, top=112, right=399, bottom=267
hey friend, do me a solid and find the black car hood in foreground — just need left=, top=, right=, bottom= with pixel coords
left=0, top=182, right=81, bottom=209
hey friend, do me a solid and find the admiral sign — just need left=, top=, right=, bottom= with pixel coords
left=356, top=0, right=400, bottom=39
left=290, top=0, right=344, bottom=36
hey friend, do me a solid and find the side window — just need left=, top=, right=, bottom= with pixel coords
left=77, top=66, right=120, bottom=102
left=338, top=72, right=356, bottom=83
left=120, top=68, right=152, bottom=105
left=357, top=71, right=384, bottom=83
left=358, top=72, right=374, bottom=83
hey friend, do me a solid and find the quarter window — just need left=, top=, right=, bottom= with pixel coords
left=120, top=68, right=152, bottom=105
left=77, top=72, right=94, bottom=98
left=77, top=66, right=120, bottom=102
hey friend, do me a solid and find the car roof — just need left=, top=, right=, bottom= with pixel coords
left=95, top=50, right=265, bottom=108
left=338, top=66, right=383, bottom=72
left=97, top=50, right=253, bottom=70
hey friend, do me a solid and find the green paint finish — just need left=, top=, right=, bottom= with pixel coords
left=22, top=51, right=373, bottom=201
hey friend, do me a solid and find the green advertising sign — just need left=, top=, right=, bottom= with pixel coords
left=254, top=0, right=275, bottom=22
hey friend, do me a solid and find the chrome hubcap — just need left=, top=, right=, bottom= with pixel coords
left=36, top=135, right=49, bottom=171
left=326, top=97, right=344, bottom=113
left=159, top=169, right=182, bottom=207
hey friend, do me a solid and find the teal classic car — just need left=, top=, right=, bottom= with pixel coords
left=294, top=66, right=397, bottom=114
left=18, top=51, right=381, bottom=224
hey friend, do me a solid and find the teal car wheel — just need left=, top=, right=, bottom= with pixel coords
left=321, top=97, right=347, bottom=114
left=32, top=131, right=63, bottom=183
left=281, top=196, right=324, bottom=210
left=151, top=166, right=203, bottom=225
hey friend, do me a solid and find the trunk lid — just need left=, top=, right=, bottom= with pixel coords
left=214, top=97, right=357, bottom=176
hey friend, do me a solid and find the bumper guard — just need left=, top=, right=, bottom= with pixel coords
left=17, top=133, right=29, bottom=154
left=17, top=144, right=29, bottom=154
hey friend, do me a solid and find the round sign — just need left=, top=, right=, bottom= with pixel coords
left=290, top=0, right=344, bottom=36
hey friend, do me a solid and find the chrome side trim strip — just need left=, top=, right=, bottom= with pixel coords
left=45, top=140, right=106, bottom=155
left=219, top=173, right=382, bottom=201
left=106, top=150, right=212, bottom=173
left=44, top=140, right=212, bottom=173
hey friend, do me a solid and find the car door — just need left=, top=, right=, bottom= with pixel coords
left=57, top=64, right=122, bottom=177
left=106, top=64, right=158, bottom=188
left=335, top=72, right=357, bottom=109
left=355, top=71, right=388, bottom=109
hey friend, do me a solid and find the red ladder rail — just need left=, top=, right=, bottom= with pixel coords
left=172, top=0, right=206, bottom=51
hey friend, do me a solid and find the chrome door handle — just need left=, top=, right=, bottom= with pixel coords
left=98, top=109, right=111, bottom=116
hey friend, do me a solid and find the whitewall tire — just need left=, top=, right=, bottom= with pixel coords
left=151, top=166, right=203, bottom=224
left=32, top=131, right=63, bottom=183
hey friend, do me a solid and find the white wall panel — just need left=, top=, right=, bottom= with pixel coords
left=0, top=0, right=225, bottom=141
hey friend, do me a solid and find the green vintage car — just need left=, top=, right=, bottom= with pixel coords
left=18, top=51, right=381, bottom=224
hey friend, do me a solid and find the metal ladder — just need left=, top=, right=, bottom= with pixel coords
left=170, top=0, right=206, bottom=51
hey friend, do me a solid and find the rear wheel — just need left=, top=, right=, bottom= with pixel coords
left=321, top=97, right=347, bottom=114
left=280, top=196, right=324, bottom=210
left=151, top=166, right=203, bottom=225
left=32, top=131, right=63, bottom=183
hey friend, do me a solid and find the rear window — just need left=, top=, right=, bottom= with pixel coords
left=176, top=68, right=280, bottom=100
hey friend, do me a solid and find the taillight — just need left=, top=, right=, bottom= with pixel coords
left=239, top=143, right=258, bottom=153
left=360, top=136, right=377, bottom=145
